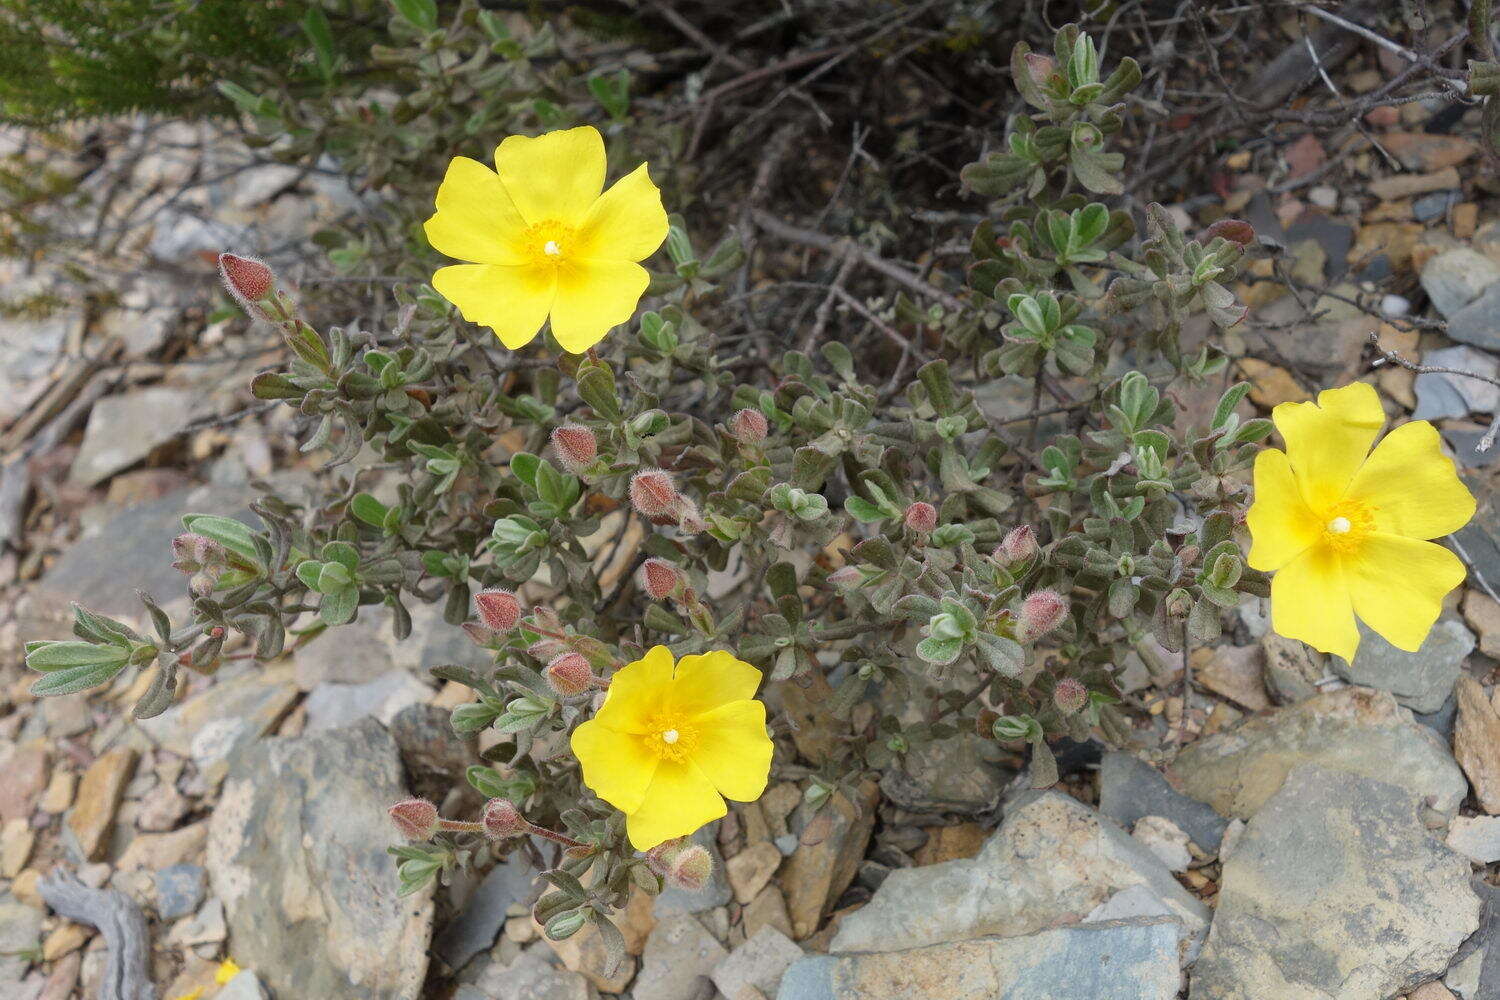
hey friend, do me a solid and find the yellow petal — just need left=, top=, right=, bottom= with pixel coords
left=1346, top=534, right=1466, bottom=652
left=1271, top=543, right=1360, bottom=662
left=548, top=259, right=650, bottom=353
left=1344, top=420, right=1476, bottom=540
left=432, top=264, right=554, bottom=349
left=494, top=126, right=605, bottom=228
left=690, top=699, right=772, bottom=802
left=1272, top=381, right=1384, bottom=512
left=595, top=645, right=675, bottom=734
left=1246, top=447, right=1321, bottom=571
left=669, top=650, right=763, bottom=717
left=571, top=718, right=658, bottom=814
left=625, top=758, right=726, bottom=850
left=424, top=156, right=528, bottom=264
left=574, top=162, right=670, bottom=263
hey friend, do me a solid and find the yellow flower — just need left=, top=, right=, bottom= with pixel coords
left=424, top=125, right=668, bottom=353
left=214, top=960, right=241, bottom=985
left=1246, top=381, right=1474, bottom=662
left=571, top=646, right=772, bottom=850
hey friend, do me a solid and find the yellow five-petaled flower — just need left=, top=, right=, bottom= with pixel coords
left=571, top=646, right=773, bottom=850
left=1247, top=381, right=1475, bottom=662
left=424, top=125, right=668, bottom=353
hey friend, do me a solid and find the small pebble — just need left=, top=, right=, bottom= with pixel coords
left=1381, top=294, right=1410, bottom=318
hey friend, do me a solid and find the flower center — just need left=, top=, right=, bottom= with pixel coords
left=662, top=729, right=679, bottom=744
left=1320, top=499, right=1374, bottom=553
left=524, top=221, right=575, bottom=266
left=645, top=713, right=698, bottom=762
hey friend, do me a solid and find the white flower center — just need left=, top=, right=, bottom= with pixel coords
left=543, top=240, right=561, bottom=257
left=662, top=729, right=679, bottom=745
left=1327, top=516, right=1351, bottom=534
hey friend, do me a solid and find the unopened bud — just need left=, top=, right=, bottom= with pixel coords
left=1024, top=52, right=1056, bottom=85
left=904, top=501, right=938, bottom=533
left=1053, top=677, right=1087, bottom=715
left=546, top=652, right=595, bottom=697
left=644, top=837, right=687, bottom=874
left=551, top=424, right=597, bottom=473
left=666, top=844, right=714, bottom=891
left=389, top=799, right=439, bottom=840
left=474, top=589, right=521, bottom=632
left=1202, top=219, right=1255, bottom=247
left=828, top=565, right=862, bottom=587
left=639, top=558, right=682, bottom=600
left=730, top=408, right=769, bottom=444
left=218, top=253, right=275, bottom=311
left=673, top=496, right=708, bottom=536
left=999, top=525, right=1038, bottom=564
left=1019, top=589, right=1068, bottom=640
left=528, top=636, right=568, bottom=661
left=975, top=707, right=1000, bottom=738
left=482, top=798, right=528, bottom=839
left=630, top=469, right=679, bottom=518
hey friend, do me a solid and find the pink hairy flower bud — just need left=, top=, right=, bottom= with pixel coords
left=666, top=844, right=714, bottom=891
left=644, top=838, right=687, bottom=874
left=1052, top=677, right=1088, bottom=715
left=673, top=496, right=707, bottom=535
left=1024, top=52, right=1056, bottom=85
left=389, top=799, right=439, bottom=840
left=551, top=424, right=597, bottom=473
left=1019, top=589, right=1068, bottom=640
left=999, top=525, right=1038, bottom=564
left=474, top=589, right=521, bottom=632
left=730, top=408, right=769, bottom=443
left=639, top=558, right=682, bottom=600
left=528, top=637, right=568, bottom=661
left=630, top=469, right=679, bottom=518
left=904, top=501, right=938, bottom=533
left=482, top=798, right=528, bottom=839
left=217, top=253, right=275, bottom=310
left=1202, top=218, right=1256, bottom=247
left=546, top=652, right=595, bottom=697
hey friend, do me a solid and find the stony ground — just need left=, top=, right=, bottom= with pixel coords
left=7, top=50, right=1500, bottom=1000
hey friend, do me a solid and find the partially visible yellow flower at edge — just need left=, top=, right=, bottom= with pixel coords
left=423, top=125, right=669, bottom=354
left=571, top=646, right=773, bottom=850
left=214, top=959, right=242, bottom=985
left=1246, top=381, right=1475, bottom=662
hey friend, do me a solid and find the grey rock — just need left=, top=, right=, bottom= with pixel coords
left=1098, top=751, right=1230, bottom=853
left=0, top=895, right=42, bottom=954
left=1449, top=944, right=1485, bottom=998
left=1414, top=346, right=1500, bottom=421
left=1189, top=764, right=1479, bottom=1000
left=634, top=914, right=727, bottom=1000
left=1336, top=617, right=1473, bottom=714
left=154, top=863, right=206, bottom=920
left=303, top=670, right=431, bottom=733
left=434, top=856, right=537, bottom=972
left=878, top=731, right=1008, bottom=815
left=206, top=718, right=433, bottom=1000
left=830, top=791, right=1209, bottom=959
left=779, top=919, right=1182, bottom=1000
left=469, top=947, right=595, bottom=1000
left=217, top=971, right=270, bottom=1000
left=292, top=600, right=488, bottom=689
left=1448, top=279, right=1500, bottom=351
left=1168, top=686, right=1467, bottom=820
left=0, top=286, right=77, bottom=428
left=1454, top=488, right=1500, bottom=602
left=1448, top=815, right=1500, bottom=865
left=1085, top=884, right=1177, bottom=923
left=136, top=666, right=299, bottom=787
left=169, top=896, right=226, bottom=946
left=654, top=824, right=730, bottom=916
left=388, top=703, right=479, bottom=804
left=1260, top=631, right=1325, bottom=705
left=1415, top=190, right=1462, bottom=222
left=712, top=926, right=803, bottom=998
left=70, top=387, right=199, bottom=486
left=1422, top=248, right=1500, bottom=317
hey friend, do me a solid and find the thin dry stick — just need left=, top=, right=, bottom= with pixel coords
left=1367, top=332, right=1500, bottom=450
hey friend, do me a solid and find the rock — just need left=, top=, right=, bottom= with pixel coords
left=0, top=290, right=77, bottom=430
left=137, top=667, right=298, bottom=786
left=168, top=897, right=227, bottom=946
left=206, top=718, right=433, bottom=1000
left=911, top=823, right=987, bottom=866
left=155, top=863, right=206, bottom=920
left=303, top=671, right=431, bottom=733
left=654, top=823, right=731, bottom=917
left=726, top=842, right=781, bottom=905
left=1463, top=591, right=1500, bottom=658
left=291, top=600, right=488, bottom=689
left=1447, top=815, right=1500, bottom=864
left=136, top=781, right=190, bottom=832
left=69, top=387, right=199, bottom=486
left=712, top=927, right=803, bottom=999
left=0, top=748, right=49, bottom=822
left=1370, top=168, right=1464, bottom=202
left=217, top=971, right=270, bottom=1000
left=435, top=856, right=537, bottom=972
left=780, top=919, right=1182, bottom=1000
left=1414, top=347, right=1500, bottom=421
left=1455, top=676, right=1500, bottom=814
left=1422, top=249, right=1500, bottom=318
left=1168, top=687, right=1466, bottom=819
left=1238, top=358, right=1307, bottom=407
left=743, top=886, right=794, bottom=941
left=68, top=747, right=136, bottom=861
left=117, top=821, right=207, bottom=872
left=1085, top=883, right=1177, bottom=924
left=1415, top=190, right=1463, bottom=223
left=1410, top=982, right=1458, bottom=1000
left=1189, top=764, right=1479, bottom=1000
left=830, top=791, right=1208, bottom=958
left=1335, top=618, right=1473, bottom=715
left=0, top=895, right=42, bottom=957
left=388, top=703, right=478, bottom=802
left=1445, top=944, right=1483, bottom=998
left=1, top=819, right=34, bottom=878
left=1383, top=132, right=1479, bottom=171
left=1131, top=816, right=1192, bottom=872
left=533, top=914, right=635, bottom=994
left=781, top=781, right=879, bottom=940
left=877, top=731, right=1006, bottom=815
left=469, top=946, right=595, bottom=1000
left=1190, top=644, right=1270, bottom=711
left=1260, top=632, right=1327, bottom=704
left=634, top=914, right=728, bottom=1000
left=1098, top=752, right=1229, bottom=853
